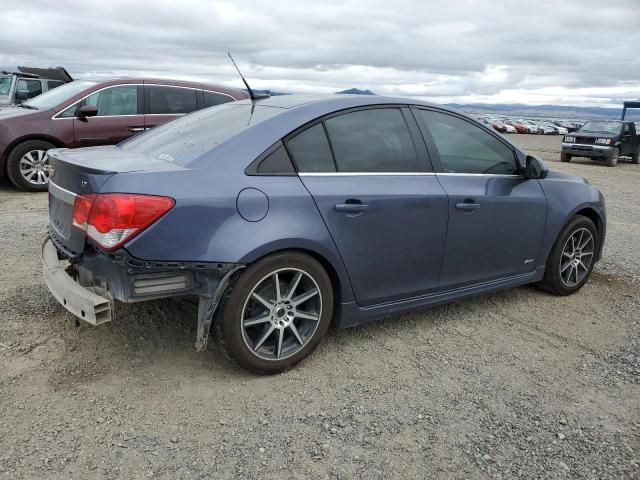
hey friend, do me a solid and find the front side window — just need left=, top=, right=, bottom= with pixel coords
left=325, top=108, right=420, bottom=172
left=84, top=85, right=138, bottom=116
left=17, top=79, right=43, bottom=99
left=286, top=123, right=336, bottom=173
left=417, top=109, right=518, bottom=175
left=147, top=86, right=197, bottom=114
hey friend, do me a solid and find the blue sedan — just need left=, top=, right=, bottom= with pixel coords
left=43, top=95, right=606, bottom=373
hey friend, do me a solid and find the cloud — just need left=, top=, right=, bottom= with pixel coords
left=1, top=0, right=638, bottom=106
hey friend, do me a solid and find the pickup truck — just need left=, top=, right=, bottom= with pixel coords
left=0, top=67, right=72, bottom=106
left=561, top=120, right=639, bottom=167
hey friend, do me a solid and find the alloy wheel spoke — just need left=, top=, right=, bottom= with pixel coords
left=25, top=152, right=35, bottom=163
left=285, top=272, right=302, bottom=300
left=243, top=313, right=270, bottom=327
left=579, top=235, right=592, bottom=250
left=252, top=292, right=274, bottom=310
left=273, top=273, right=281, bottom=302
left=560, top=261, right=572, bottom=273
left=295, top=310, right=319, bottom=322
left=276, top=328, right=284, bottom=358
left=581, top=251, right=594, bottom=257
left=289, top=323, right=304, bottom=345
left=254, top=325, right=275, bottom=351
left=20, top=158, right=35, bottom=167
left=291, top=288, right=319, bottom=306
left=576, top=230, right=584, bottom=251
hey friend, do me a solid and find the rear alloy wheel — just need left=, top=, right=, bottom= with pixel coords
left=605, top=148, right=619, bottom=167
left=560, top=153, right=571, bottom=162
left=537, top=216, right=598, bottom=296
left=7, top=139, right=55, bottom=192
left=217, top=252, right=333, bottom=374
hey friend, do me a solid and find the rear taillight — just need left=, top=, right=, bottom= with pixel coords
left=72, top=193, right=175, bottom=251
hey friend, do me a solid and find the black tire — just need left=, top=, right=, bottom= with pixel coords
left=560, top=153, right=571, bottom=163
left=605, top=148, right=619, bottom=167
left=537, top=216, right=598, bottom=296
left=631, top=151, right=639, bottom=164
left=6, top=139, right=55, bottom=192
left=216, top=251, right=334, bottom=374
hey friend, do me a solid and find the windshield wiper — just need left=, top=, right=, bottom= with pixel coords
left=18, top=103, right=38, bottom=110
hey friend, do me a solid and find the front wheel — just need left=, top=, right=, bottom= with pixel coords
left=560, top=153, right=571, bottom=162
left=216, top=252, right=333, bottom=374
left=537, top=216, right=598, bottom=296
left=631, top=151, right=639, bottom=164
left=606, top=148, right=619, bottom=167
left=6, top=139, right=55, bottom=192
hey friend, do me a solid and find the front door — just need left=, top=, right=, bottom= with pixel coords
left=288, top=107, right=449, bottom=307
left=413, top=108, right=547, bottom=289
left=73, top=85, right=144, bottom=147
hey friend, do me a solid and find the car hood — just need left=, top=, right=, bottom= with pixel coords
left=0, top=106, right=37, bottom=120
left=546, top=170, right=588, bottom=185
left=572, top=131, right=618, bottom=139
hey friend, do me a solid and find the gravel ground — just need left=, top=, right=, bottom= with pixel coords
left=0, top=134, right=638, bottom=479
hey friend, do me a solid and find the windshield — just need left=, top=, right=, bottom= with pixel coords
left=23, top=80, right=97, bottom=110
left=0, top=76, right=11, bottom=96
left=120, top=103, right=282, bottom=165
left=579, top=121, right=622, bottom=135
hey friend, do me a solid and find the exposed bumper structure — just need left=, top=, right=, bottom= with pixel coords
left=42, top=238, right=113, bottom=325
left=562, top=143, right=614, bottom=159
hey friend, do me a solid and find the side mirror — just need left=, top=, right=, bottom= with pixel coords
left=524, top=155, right=549, bottom=180
left=15, top=90, right=29, bottom=103
left=78, top=104, right=98, bottom=118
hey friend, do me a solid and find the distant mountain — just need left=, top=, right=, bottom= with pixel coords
left=337, top=88, right=376, bottom=95
left=445, top=102, right=628, bottom=120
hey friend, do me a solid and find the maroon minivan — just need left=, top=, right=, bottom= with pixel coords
left=0, top=78, right=247, bottom=191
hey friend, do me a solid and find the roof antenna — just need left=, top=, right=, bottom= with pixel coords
left=227, top=53, right=269, bottom=101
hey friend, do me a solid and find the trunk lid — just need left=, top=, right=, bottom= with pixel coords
left=47, top=145, right=181, bottom=256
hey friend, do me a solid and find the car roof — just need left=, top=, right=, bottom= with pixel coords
left=235, top=94, right=441, bottom=110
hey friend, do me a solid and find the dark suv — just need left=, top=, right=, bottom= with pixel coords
left=0, top=79, right=247, bottom=191
left=561, top=120, right=639, bottom=167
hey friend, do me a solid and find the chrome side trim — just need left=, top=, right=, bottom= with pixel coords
left=299, top=172, right=436, bottom=177
left=48, top=180, right=76, bottom=203
left=436, top=173, right=522, bottom=178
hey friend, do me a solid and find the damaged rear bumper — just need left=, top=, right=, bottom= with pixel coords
left=42, top=238, right=113, bottom=325
left=42, top=236, right=243, bottom=349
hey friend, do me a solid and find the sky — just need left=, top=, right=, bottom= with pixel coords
left=1, top=0, right=639, bottom=107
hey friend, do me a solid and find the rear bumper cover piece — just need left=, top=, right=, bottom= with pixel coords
left=42, top=238, right=113, bottom=325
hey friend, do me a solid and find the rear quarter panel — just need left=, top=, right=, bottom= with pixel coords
left=99, top=165, right=355, bottom=303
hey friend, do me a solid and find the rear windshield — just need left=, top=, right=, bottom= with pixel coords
left=119, top=103, right=281, bottom=165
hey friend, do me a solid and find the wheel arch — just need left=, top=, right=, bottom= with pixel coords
left=239, top=243, right=354, bottom=321
left=570, top=206, right=606, bottom=261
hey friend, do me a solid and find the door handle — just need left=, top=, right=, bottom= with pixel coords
left=455, top=201, right=481, bottom=212
left=128, top=126, right=145, bottom=133
left=334, top=201, right=369, bottom=213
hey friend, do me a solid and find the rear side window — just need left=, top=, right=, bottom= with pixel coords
left=248, top=143, right=296, bottom=175
left=324, top=108, right=421, bottom=172
left=417, top=109, right=518, bottom=175
left=85, top=85, right=139, bottom=116
left=17, top=79, right=43, bottom=99
left=204, top=91, right=234, bottom=107
left=147, top=86, right=197, bottom=114
left=287, top=124, right=336, bottom=172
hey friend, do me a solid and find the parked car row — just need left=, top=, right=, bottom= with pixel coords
left=475, top=114, right=576, bottom=135
left=0, top=78, right=247, bottom=190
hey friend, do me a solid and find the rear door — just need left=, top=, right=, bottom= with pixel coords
left=73, top=85, right=144, bottom=147
left=413, top=108, right=547, bottom=290
left=144, top=85, right=198, bottom=129
left=290, top=107, right=449, bottom=307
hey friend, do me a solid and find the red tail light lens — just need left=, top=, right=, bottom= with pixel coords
left=72, top=193, right=174, bottom=251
